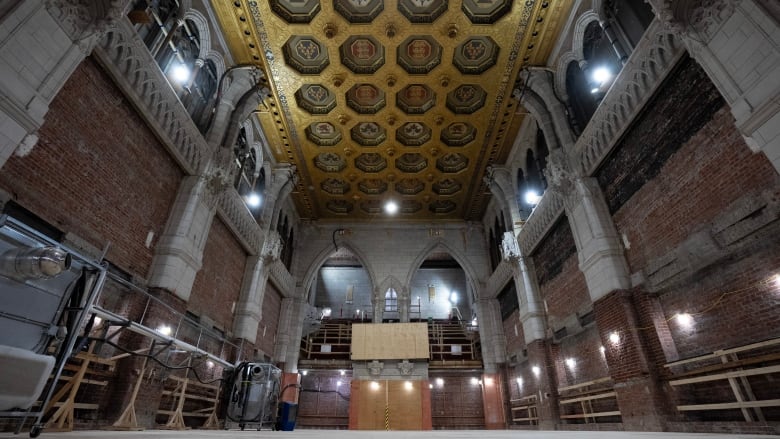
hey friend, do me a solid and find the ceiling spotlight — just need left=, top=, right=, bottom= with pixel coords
left=525, top=190, right=542, bottom=205
left=384, top=201, right=399, bottom=214
left=591, top=67, right=612, bottom=85
left=247, top=193, right=261, bottom=208
left=675, top=312, right=693, bottom=327
left=171, top=64, right=191, bottom=83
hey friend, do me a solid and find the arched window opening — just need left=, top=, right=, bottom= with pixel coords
left=605, top=0, right=654, bottom=52
left=234, top=128, right=257, bottom=196
left=535, top=128, right=549, bottom=189
left=385, top=288, right=398, bottom=312
left=188, top=59, right=218, bottom=133
left=282, top=228, right=295, bottom=270
left=489, top=218, right=502, bottom=271
left=128, top=0, right=179, bottom=53
left=516, top=168, right=531, bottom=220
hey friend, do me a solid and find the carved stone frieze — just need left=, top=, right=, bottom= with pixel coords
left=500, top=231, right=521, bottom=263
left=368, top=360, right=384, bottom=376
left=397, top=360, right=414, bottom=376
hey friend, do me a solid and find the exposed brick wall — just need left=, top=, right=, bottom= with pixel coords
left=189, top=218, right=246, bottom=332
left=503, top=308, right=525, bottom=360
left=537, top=254, right=590, bottom=331
left=532, top=215, right=577, bottom=286
left=298, top=371, right=350, bottom=428
left=257, top=281, right=282, bottom=357
left=430, top=373, right=485, bottom=429
left=0, top=57, right=183, bottom=276
left=596, top=56, right=725, bottom=216
left=555, top=326, right=609, bottom=388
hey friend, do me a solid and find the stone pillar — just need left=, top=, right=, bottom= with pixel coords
left=0, top=0, right=129, bottom=167
left=563, top=177, right=630, bottom=301
left=372, top=288, right=383, bottom=323
left=148, top=175, right=216, bottom=301
left=274, top=294, right=307, bottom=372
left=648, top=0, right=780, bottom=173
left=399, top=286, right=410, bottom=323
left=261, top=163, right=297, bottom=230
left=474, top=297, right=505, bottom=374
left=233, top=231, right=282, bottom=342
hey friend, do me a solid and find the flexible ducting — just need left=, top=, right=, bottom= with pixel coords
left=0, top=246, right=71, bottom=279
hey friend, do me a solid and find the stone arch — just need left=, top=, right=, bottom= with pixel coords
left=572, top=11, right=601, bottom=62
left=300, top=240, right=377, bottom=304
left=403, top=240, right=483, bottom=301
left=183, top=9, right=212, bottom=60
left=555, top=51, right=579, bottom=101
left=205, top=49, right=227, bottom=80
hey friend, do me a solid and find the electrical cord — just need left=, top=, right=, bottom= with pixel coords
left=87, top=336, right=224, bottom=385
left=300, top=387, right=350, bottom=401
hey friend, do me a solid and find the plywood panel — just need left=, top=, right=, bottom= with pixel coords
left=353, top=380, right=425, bottom=430
left=351, top=323, right=429, bottom=360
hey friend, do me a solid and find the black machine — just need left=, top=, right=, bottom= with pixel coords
left=224, top=362, right=281, bottom=430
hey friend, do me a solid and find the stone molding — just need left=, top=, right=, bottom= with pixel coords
left=215, top=188, right=263, bottom=253
left=93, top=17, right=210, bottom=176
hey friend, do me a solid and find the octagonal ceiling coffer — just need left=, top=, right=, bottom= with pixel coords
left=396, top=122, right=432, bottom=146
left=358, top=178, right=388, bottom=194
left=295, top=84, right=336, bottom=114
left=401, top=200, right=423, bottom=213
left=351, top=122, right=387, bottom=146
left=429, top=199, right=457, bottom=214
left=398, top=0, right=448, bottom=23
left=327, top=199, right=354, bottom=214
left=334, top=0, right=384, bottom=23
left=446, top=84, right=487, bottom=114
left=306, top=122, right=342, bottom=146
left=355, top=152, right=387, bottom=172
left=346, top=84, right=386, bottom=114
left=440, top=122, right=476, bottom=146
left=340, top=35, right=385, bottom=74
left=283, top=35, right=330, bottom=74
left=397, top=84, right=436, bottom=114
left=395, top=153, right=428, bottom=173
left=436, top=152, right=469, bottom=173
left=432, top=178, right=462, bottom=195
left=453, top=36, right=499, bottom=74
left=461, top=0, right=513, bottom=24
left=321, top=178, right=351, bottom=195
left=395, top=178, right=425, bottom=195
left=397, top=35, right=442, bottom=74
left=270, top=0, right=321, bottom=23
left=314, top=152, right=346, bottom=172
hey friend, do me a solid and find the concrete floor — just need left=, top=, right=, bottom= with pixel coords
left=1, top=430, right=778, bottom=439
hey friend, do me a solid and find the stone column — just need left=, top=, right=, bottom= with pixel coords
left=0, top=0, right=129, bottom=167
left=474, top=297, right=505, bottom=374
left=399, top=286, right=410, bottom=323
left=274, top=295, right=309, bottom=371
left=232, top=231, right=282, bottom=342
left=648, top=0, right=780, bottom=173
left=148, top=175, right=216, bottom=300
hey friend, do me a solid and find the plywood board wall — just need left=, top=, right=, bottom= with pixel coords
left=351, top=323, right=429, bottom=360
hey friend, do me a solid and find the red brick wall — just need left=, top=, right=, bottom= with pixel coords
left=555, top=326, right=609, bottom=388
left=430, top=373, right=485, bottom=429
left=612, top=104, right=780, bottom=358
left=538, top=255, right=590, bottom=330
left=298, top=371, right=350, bottom=428
left=503, top=308, right=525, bottom=360
left=0, top=57, right=183, bottom=276
left=257, top=281, right=282, bottom=356
left=188, top=217, right=246, bottom=331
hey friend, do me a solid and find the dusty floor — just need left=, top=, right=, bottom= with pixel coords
left=1, top=430, right=779, bottom=439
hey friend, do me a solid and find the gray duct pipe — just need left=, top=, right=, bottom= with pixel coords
left=0, top=246, right=71, bottom=279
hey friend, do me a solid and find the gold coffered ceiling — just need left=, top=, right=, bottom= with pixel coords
left=213, top=0, right=572, bottom=221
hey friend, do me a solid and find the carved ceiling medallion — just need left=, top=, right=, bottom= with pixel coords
left=355, top=152, right=388, bottom=172
left=446, top=84, right=487, bottom=114
left=396, top=122, right=432, bottom=146
left=396, top=178, right=425, bottom=195
left=327, top=199, right=354, bottom=214
left=270, top=0, right=321, bottom=23
left=453, top=36, right=499, bottom=74
left=283, top=35, right=329, bottom=74
left=440, top=122, right=476, bottom=146
left=351, top=122, right=387, bottom=146
left=306, top=122, right=342, bottom=146
left=398, top=0, right=448, bottom=23
left=397, top=84, right=436, bottom=114
left=314, top=152, right=346, bottom=172
left=321, top=178, right=351, bottom=195
left=334, top=0, right=384, bottom=23
left=401, top=200, right=423, bottom=213
left=461, top=0, right=513, bottom=24
left=396, top=153, right=428, bottom=173
left=295, top=84, right=337, bottom=114
left=346, top=83, right=386, bottom=114
left=429, top=199, right=457, bottom=214
left=432, top=178, right=462, bottom=195
left=340, top=35, right=385, bottom=74
left=397, top=35, right=442, bottom=74
left=436, top=152, right=469, bottom=173
left=358, top=178, right=388, bottom=194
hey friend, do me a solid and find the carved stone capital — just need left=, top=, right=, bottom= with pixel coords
left=397, top=360, right=414, bottom=376
left=368, top=360, right=384, bottom=376
left=46, top=0, right=128, bottom=51
left=261, top=230, right=283, bottom=263
left=501, top=231, right=522, bottom=263
left=545, top=149, right=574, bottom=195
